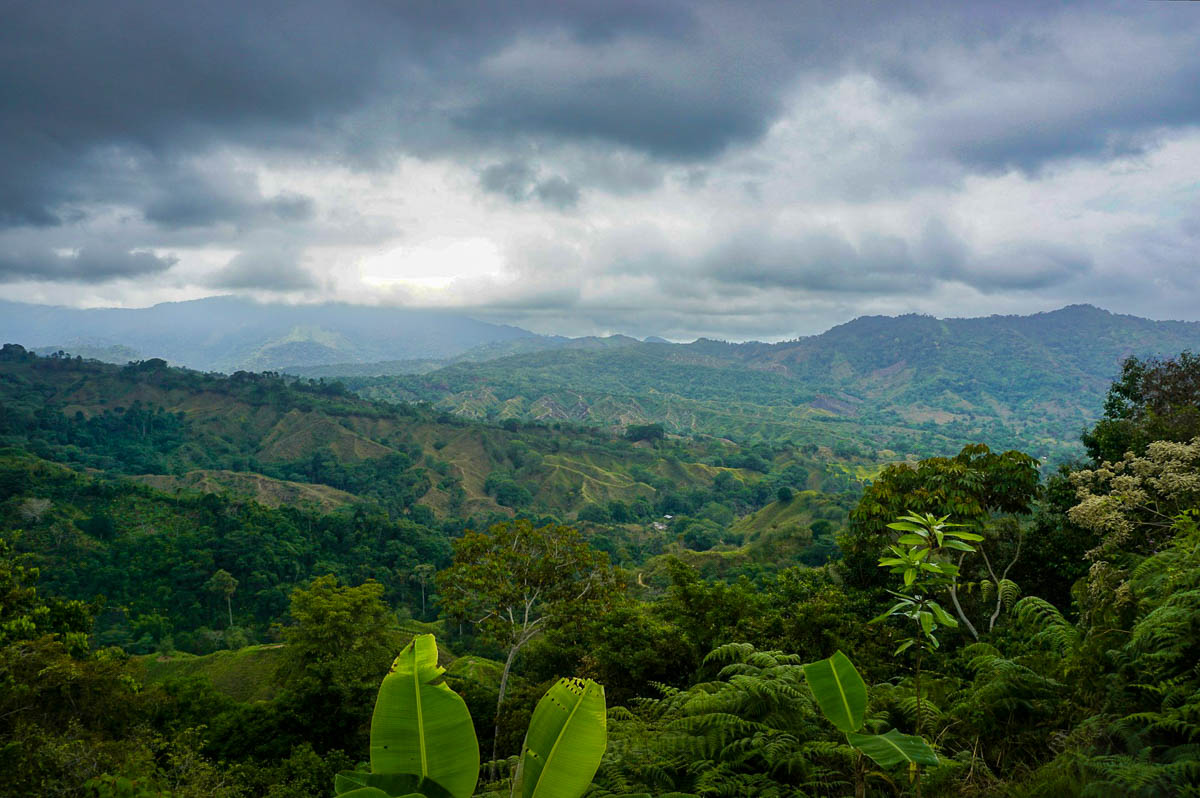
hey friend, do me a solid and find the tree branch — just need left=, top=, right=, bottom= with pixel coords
left=948, top=553, right=980, bottom=641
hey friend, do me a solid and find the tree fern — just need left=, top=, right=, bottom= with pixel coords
left=1014, top=596, right=1080, bottom=656
left=595, top=645, right=858, bottom=797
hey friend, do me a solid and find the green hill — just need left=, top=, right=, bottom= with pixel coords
left=132, top=645, right=287, bottom=703
left=0, top=345, right=852, bottom=524
left=343, top=305, right=1200, bottom=464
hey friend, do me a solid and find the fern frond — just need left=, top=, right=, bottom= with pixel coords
left=1015, top=595, right=1080, bottom=655
left=999, top=578, right=1021, bottom=610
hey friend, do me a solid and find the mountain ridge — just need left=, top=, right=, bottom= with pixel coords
left=336, top=304, right=1200, bottom=463
left=0, top=296, right=545, bottom=373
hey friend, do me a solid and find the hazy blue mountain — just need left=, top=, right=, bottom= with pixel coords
left=0, top=297, right=544, bottom=372
left=283, top=332, right=644, bottom=378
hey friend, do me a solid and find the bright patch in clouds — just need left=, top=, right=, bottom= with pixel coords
left=359, top=238, right=508, bottom=293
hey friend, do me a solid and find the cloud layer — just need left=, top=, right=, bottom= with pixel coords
left=1, top=0, right=1199, bottom=338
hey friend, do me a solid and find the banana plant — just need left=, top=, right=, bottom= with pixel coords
left=334, top=634, right=607, bottom=798
left=511, top=677, right=607, bottom=798
left=336, top=634, right=478, bottom=798
left=802, top=650, right=937, bottom=771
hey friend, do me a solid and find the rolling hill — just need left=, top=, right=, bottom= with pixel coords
left=340, top=305, right=1200, bottom=463
left=0, top=345, right=845, bottom=524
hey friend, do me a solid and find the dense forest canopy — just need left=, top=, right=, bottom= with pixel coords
left=1, top=344, right=1199, bottom=796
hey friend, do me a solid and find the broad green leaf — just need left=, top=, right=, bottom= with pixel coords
left=369, top=635, right=479, bottom=798
left=919, top=611, right=934, bottom=635
left=896, top=534, right=927, bottom=545
left=335, top=771, right=453, bottom=798
left=948, top=531, right=985, bottom=541
left=514, top=677, right=607, bottom=798
left=847, top=729, right=939, bottom=769
left=870, top=600, right=910, bottom=624
left=336, top=789, right=394, bottom=798
left=928, top=602, right=958, bottom=628
left=886, top=522, right=926, bottom=533
left=802, top=650, right=867, bottom=734
left=894, top=639, right=915, bottom=655
left=942, top=540, right=976, bottom=552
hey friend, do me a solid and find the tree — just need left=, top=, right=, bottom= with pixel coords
left=1071, top=437, right=1200, bottom=551
left=410, top=563, right=435, bottom=618
left=205, top=568, right=238, bottom=629
left=843, top=443, right=1040, bottom=589
left=1082, top=351, right=1200, bottom=463
left=625, top=423, right=664, bottom=442
left=0, top=533, right=92, bottom=650
left=437, top=520, right=621, bottom=760
left=870, top=510, right=983, bottom=785
left=277, top=575, right=402, bottom=756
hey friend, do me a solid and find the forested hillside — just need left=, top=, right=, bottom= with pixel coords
left=2, top=344, right=1199, bottom=797
left=2, top=344, right=863, bottom=521
left=347, top=305, right=1200, bottom=464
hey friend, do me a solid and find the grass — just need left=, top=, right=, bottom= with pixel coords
left=130, top=469, right=358, bottom=511
left=731, top=493, right=819, bottom=541
left=133, top=644, right=287, bottom=702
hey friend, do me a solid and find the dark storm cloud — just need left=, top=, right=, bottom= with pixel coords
left=458, top=65, right=778, bottom=161
left=1, top=0, right=1198, bottom=322
left=0, top=0, right=705, bottom=228
left=0, top=0, right=384, bottom=227
left=479, top=160, right=581, bottom=209
left=907, top=12, right=1200, bottom=173
left=683, top=221, right=1090, bottom=298
left=480, top=161, right=537, bottom=202
left=208, top=250, right=316, bottom=291
left=141, top=167, right=316, bottom=230
left=0, top=246, right=177, bottom=284
left=533, top=177, right=580, bottom=209
left=705, top=230, right=932, bottom=295
left=4, top=0, right=1199, bottom=227
left=959, top=243, right=1092, bottom=292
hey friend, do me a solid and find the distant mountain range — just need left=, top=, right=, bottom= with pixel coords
left=5, top=299, right=1200, bottom=462
left=332, top=305, right=1200, bottom=463
left=0, top=297, right=544, bottom=373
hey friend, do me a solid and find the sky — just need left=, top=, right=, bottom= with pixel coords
left=2, top=0, right=1199, bottom=341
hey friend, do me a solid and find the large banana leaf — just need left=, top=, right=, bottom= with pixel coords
left=513, top=677, right=607, bottom=798
left=802, top=650, right=867, bottom=734
left=847, top=729, right=939, bottom=769
left=335, top=771, right=453, bottom=798
left=369, top=634, right=479, bottom=798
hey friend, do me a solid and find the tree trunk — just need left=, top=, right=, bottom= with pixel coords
left=226, top=595, right=233, bottom=629
left=492, top=642, right=521, bottom=764
left=914, top=646, right=924, bottom=798
left=948, top=578, right=980, bottom=641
